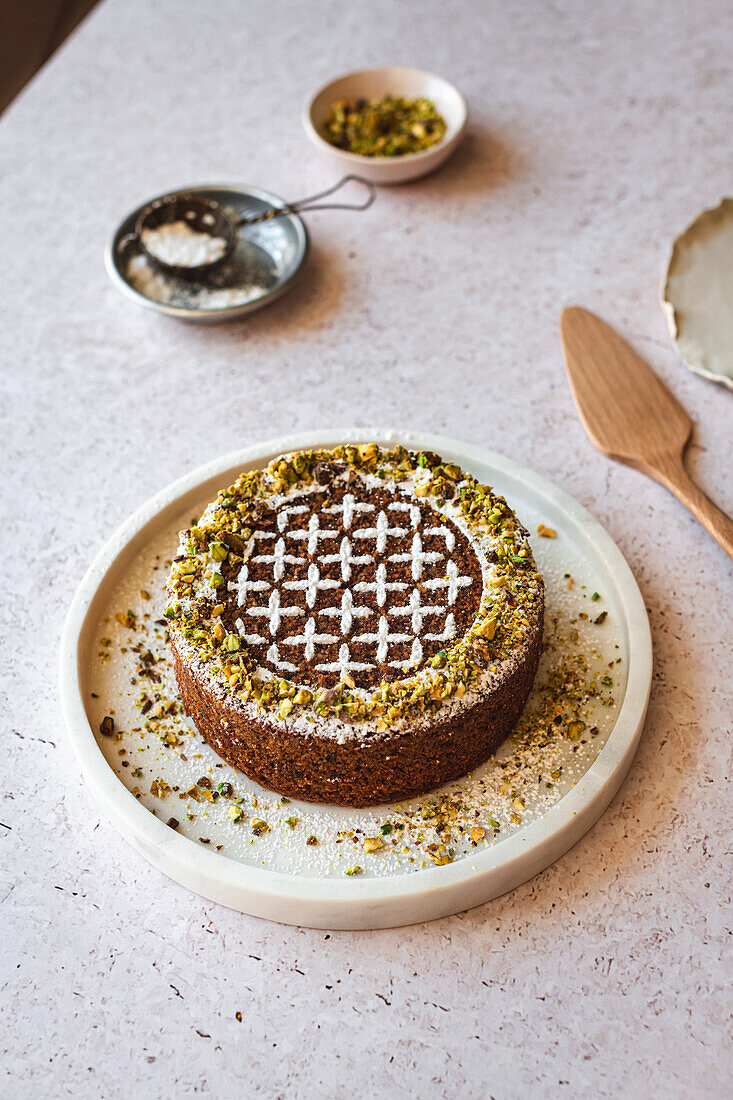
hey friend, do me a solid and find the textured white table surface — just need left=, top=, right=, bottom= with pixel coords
left=1, top=0, right=731, bottom=1095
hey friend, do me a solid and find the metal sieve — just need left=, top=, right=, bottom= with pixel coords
left=135, top=175, right=376, bottom=279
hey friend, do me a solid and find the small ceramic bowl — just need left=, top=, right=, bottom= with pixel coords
left=302, top=66, right=467, bottom=185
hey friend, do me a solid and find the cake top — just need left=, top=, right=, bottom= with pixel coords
left=228, top=478, right=482, bottom=690
left=166, top=444, right=543, bottom=731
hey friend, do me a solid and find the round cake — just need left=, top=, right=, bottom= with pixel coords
left=166, top=444, right=544, bottom=806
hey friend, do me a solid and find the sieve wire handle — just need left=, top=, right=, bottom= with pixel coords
left=238, top=176, right=377, bottom=225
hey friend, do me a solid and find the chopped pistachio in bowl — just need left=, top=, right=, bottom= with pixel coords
left=324, top=95, right=447, bottom=157
left=303, top=66, right=468, bottom=185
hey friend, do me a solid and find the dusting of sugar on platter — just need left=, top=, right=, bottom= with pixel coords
left=60, top=429, right=652, bottom=929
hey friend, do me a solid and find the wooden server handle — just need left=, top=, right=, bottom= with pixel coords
left=641, top=454, right=733, bottom=561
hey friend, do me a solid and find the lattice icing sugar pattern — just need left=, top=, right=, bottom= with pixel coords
left=227, top=483, right=482, bottom=688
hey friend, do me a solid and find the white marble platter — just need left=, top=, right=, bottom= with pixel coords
left=59, top=428, right=652, bottom=929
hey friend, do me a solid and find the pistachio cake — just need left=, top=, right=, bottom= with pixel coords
left=166, top=444, right=544, bottom=806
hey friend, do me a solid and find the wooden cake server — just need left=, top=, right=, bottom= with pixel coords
left=560, top=306, right=733, bottom=560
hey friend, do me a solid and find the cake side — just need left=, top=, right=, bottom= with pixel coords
left=170, top=601, right=543, bottom=805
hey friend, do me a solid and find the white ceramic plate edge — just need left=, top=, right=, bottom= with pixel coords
left=660, top=197, right=733, bottom=390
left=59, top=427, right=652, bottom=929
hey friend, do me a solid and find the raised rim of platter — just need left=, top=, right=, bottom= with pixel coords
left=59, top=427, right=652, bottom=929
